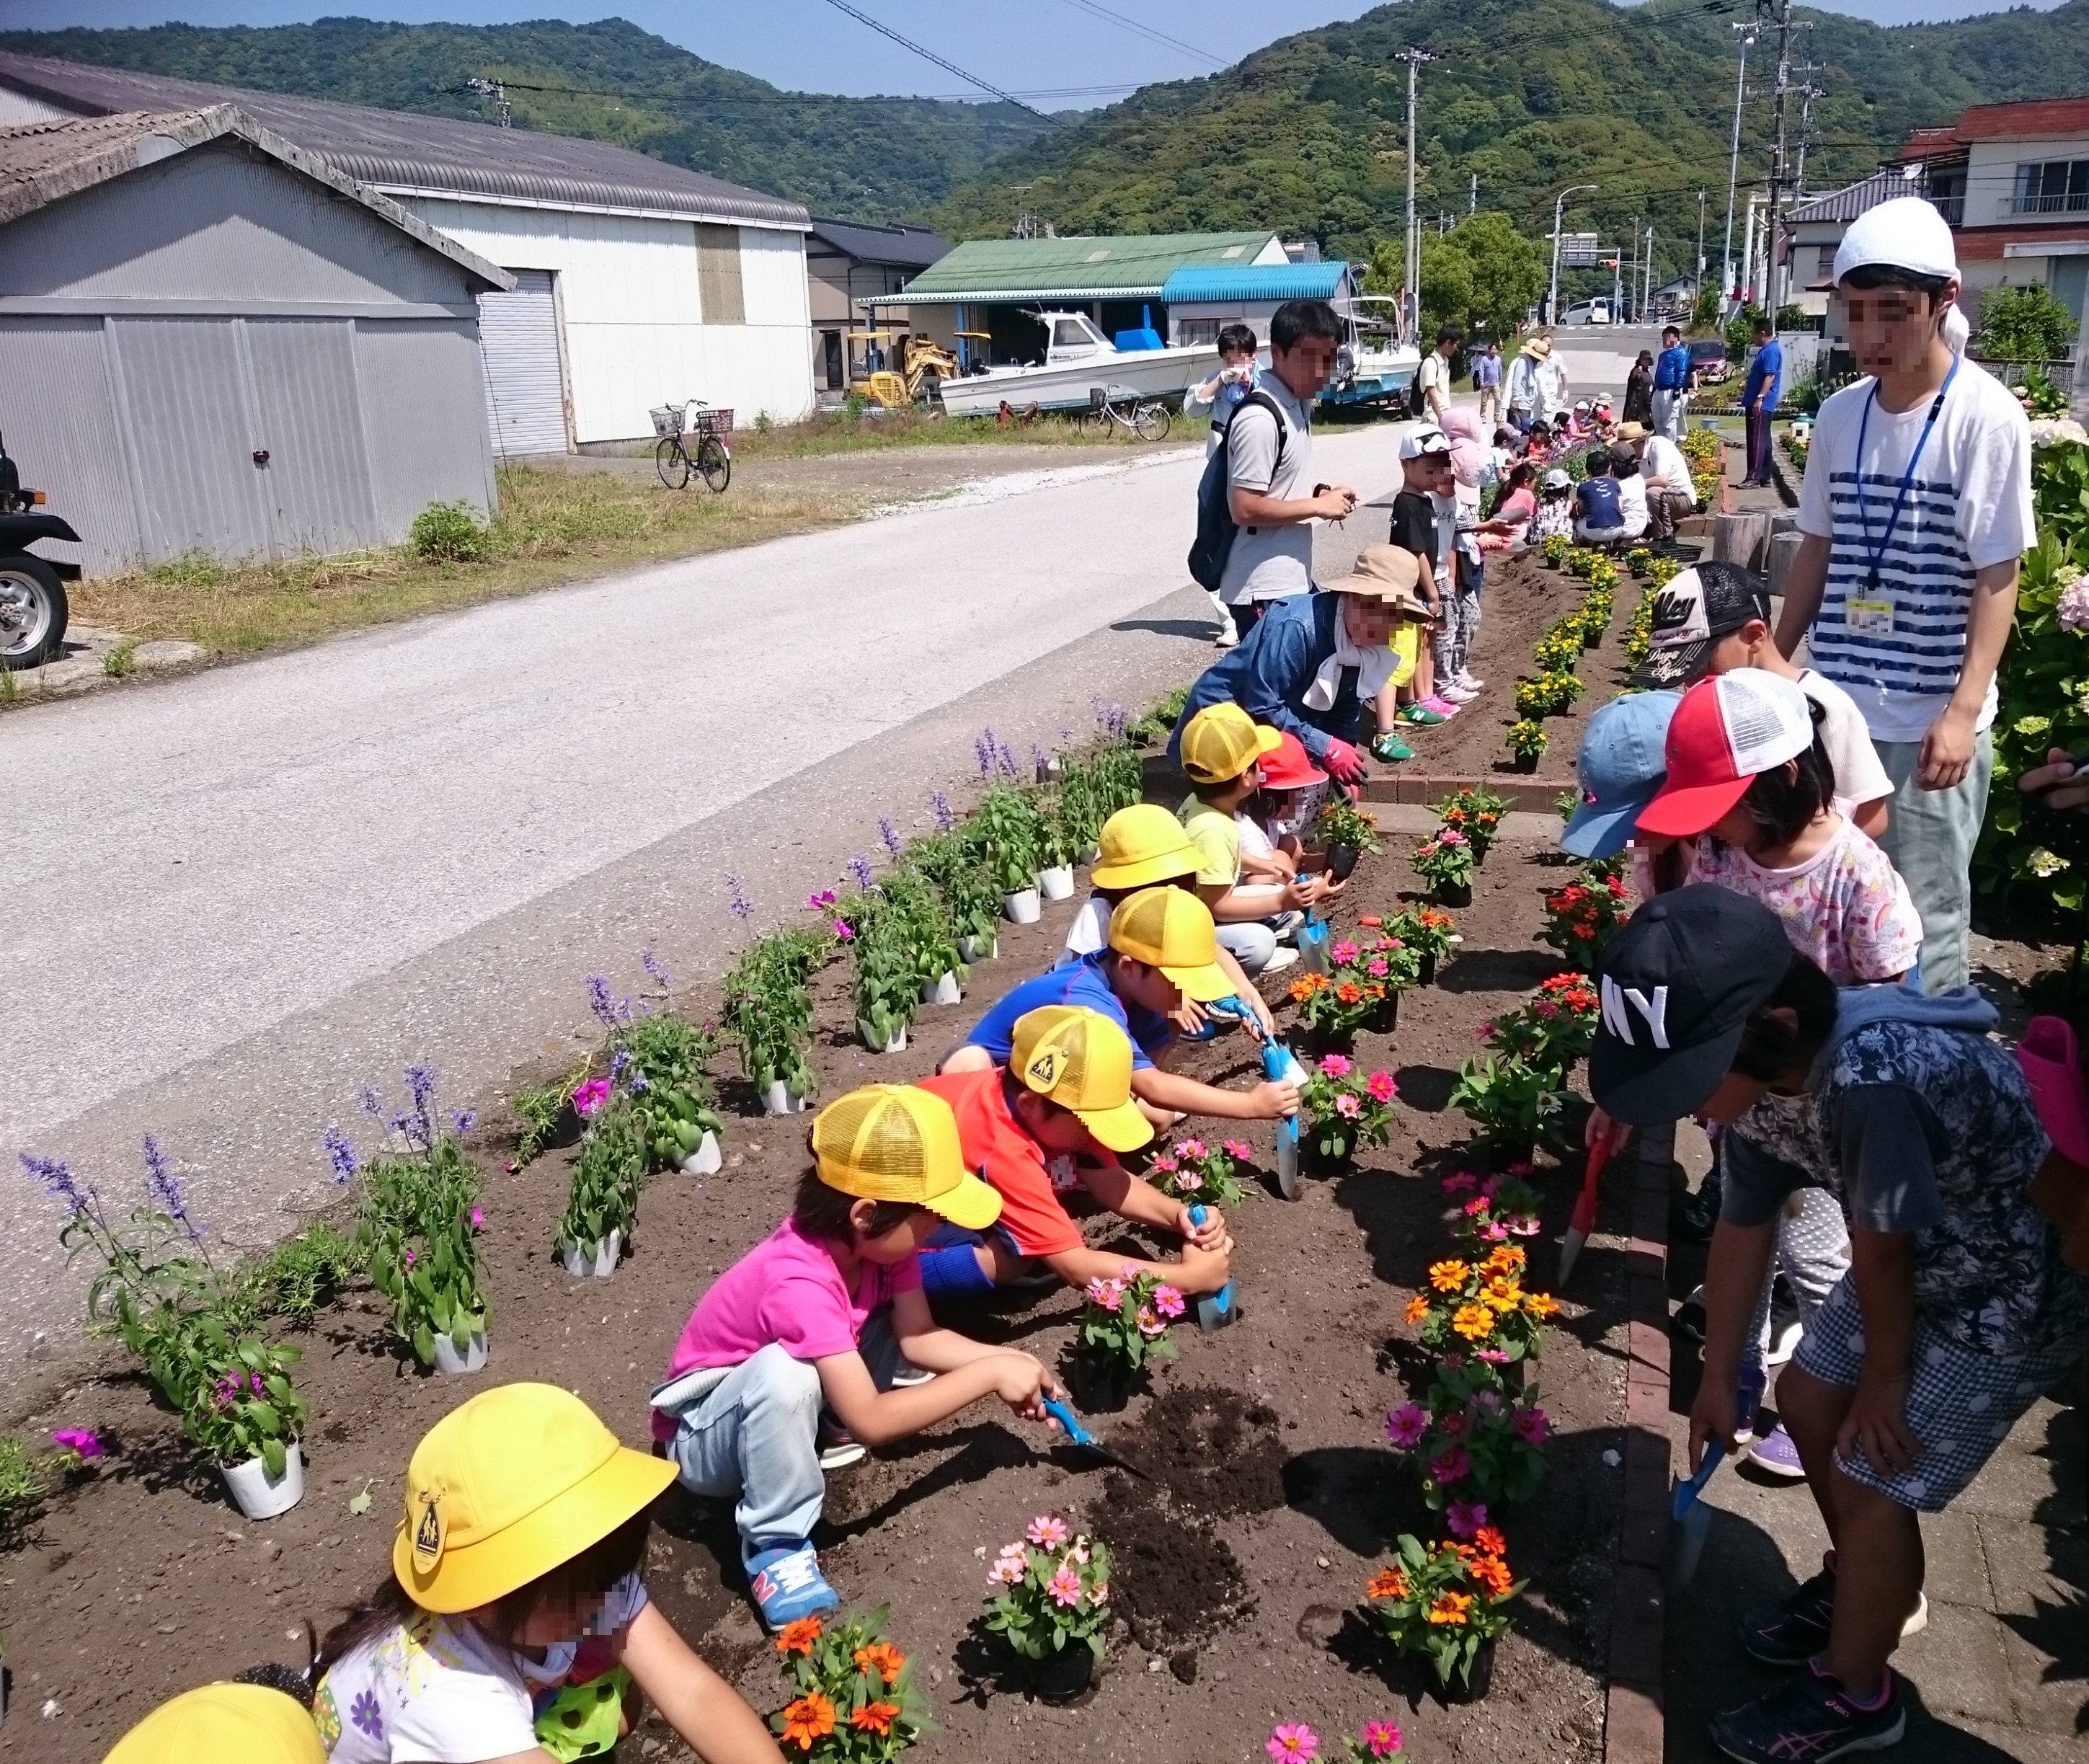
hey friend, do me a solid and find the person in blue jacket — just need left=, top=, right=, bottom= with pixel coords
left=1742, top=315, right=1783, bottom=486
left=1168, top=546, right=1434, bottom=790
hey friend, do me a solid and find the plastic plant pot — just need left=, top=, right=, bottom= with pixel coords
left=1039, top=864, right=1075, bottom=900
left=1511, top=752, right=1540, bottom=774
left=858, top=1019, right=908, bottom=1054
left=679, top=1130, right=722, bottom=1176
left=1002, top=887, right=1042, bottom=924
left=433, top=1331, right=488, bottom=1376
left=958, top=934, right=999, bottom=963
left=1326, top=846, right=1360, bottom=882
left=1435, top=881, right=1473, bottom=909
left=1033, top=1645, right=1096, bottom=1705
left=222, top=1442, right=304, bottom=1520
left=559, top=1229, right=622, bottom=1279
left=920, top=971, right=962, bottom=1007
left=1440, top=1639, right=1496, bottom=1703
left=1418, top=953, right=1438, bottom=987
left=760, top=1081, right=808, bottom=1117
left=1078, top=843, right=1101, bottom=866
left=1367, top=992, right=1399, bottom=1034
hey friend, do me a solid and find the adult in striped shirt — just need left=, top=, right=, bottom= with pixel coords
left=1773, top=198, right=2033, bottom=993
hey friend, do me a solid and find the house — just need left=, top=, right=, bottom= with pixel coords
left=0, top=51, right=817, bottom=451
left=1157, top=260, right=1357, bottom=348
left=804, top=216, right=949, bottom=399
left=1786, top=166, right=1930, bottom=329
left=0, top=106, right=510, bottom=577
left=866, top=231, right=1287, bottom=371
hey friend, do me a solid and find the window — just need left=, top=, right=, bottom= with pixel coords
left=1178, top=319, right=1222, bottom=345
left=696, top=224, right=745, bottom=324
left=2013, top=159, right=2089, bottom=216
left=1053, top=319, right=1095, bottom=348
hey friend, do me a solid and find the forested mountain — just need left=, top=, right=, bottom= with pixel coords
left=0, top=16, right=1058, bottom=220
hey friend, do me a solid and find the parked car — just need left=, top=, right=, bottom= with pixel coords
left=1688, top=337, right=1730, bottom=385
left=1560, top=300, right=1613, bottom=327
left=0, top=435, right=79, bottom=670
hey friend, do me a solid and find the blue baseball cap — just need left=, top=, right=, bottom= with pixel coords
left=1560, top=691, right=1682, bottom=859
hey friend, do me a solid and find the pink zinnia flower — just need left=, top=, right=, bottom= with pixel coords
left=1477, top=1348, right=1510, bottom=1365
left=1267, top=1724, right=1319, bottom=1763
left=1512, top=1406, right=1551, bottom=1446
left=1335, top=1093, right=1360, bottom=1118
left=1385, top=1404, right=1427, bottom=1448
left=1509, top=1213, right=1542, bottom=1237
left=1463, top=1197, right=1489, bottom=1217
left=1152, top=1285, right=1186, bottom=1319
left=1367, top=957, right=1390, bottom=978
left=1026, top=1515, right=1069, bottom=1548
left=1367, top=1071, right=1396, bottom=1103
left=572, top=1078, right=611, bottom=1117
left=1507, top=1161, right=1535, bottom=1177
left=1136, top=1306, right=1166, bottom=1337
left=469, top=1206, right=484, bottom=1230
left=1445, top=1501, right=1488, bottom=1539
left=1090, top=1579, right=1109, bottom=1605
left=1440, top=828, right=1467, bottom=846
left=1471, top=1390, right=1503, bottom=1417
left=1439, top=1410, right=1470, bottom=1437
left=1318, top=1052, right=1353, bottom=1077
left=1478, top=1175, right=1502, bottom=1199
left=1084, top=1277, right=1125, bottom=1309
left=51, top=1428, right=102, bottom=1458
left=1151, top=1155, right=1179, bottom=1174
left=1476, top=1022, right=1496, bottom=1042
left=1331, top=941, right=1360, bottom=964
left=1175, top=1170, right=1203, bottom=1192
left=1047, top=1564, right=1084, bottom=1608
left=1223, top=1139, right=1251, bottom=1159
left=1480, top=1221, right=1509, bottom=1241
left=1442, top=1172, right=1478, bottom=1195
left=1176, top=1138, right=1207, bottom=1158
left=1360, top=1719, right=1403, bottom=1758
left=987, top=1556, right=1024, bottom=1587
left=1429, top=1446, right=1473, bottom=1484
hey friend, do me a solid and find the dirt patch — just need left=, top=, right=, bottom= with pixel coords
left=1094, top=1468, right=1257, bottom=1653
left=1116, top=1384, right=1290, bottom=1520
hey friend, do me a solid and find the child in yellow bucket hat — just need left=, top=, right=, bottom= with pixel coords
left=105, top=1683, right=327, bottom=1764
left=650, top=1085, right=1064, bottom=1631
left=309, top=1382, right=780, bottom=1764
left=916, top=1005, right=1234, bottom=1301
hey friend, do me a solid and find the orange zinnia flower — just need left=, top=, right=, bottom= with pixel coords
left=1403, top=1295, right=1431, bottom=1326
left=850, top=1701, right=902, bottom=1736
left=1482, top=1277, right=1522, bottom=1312
left=1471, top=1556, right=1514, bottom=1597
left=1426, top=1592, right=1474, bottom=1626
left=1452, top=1303, right=1495, bottom=1342
left=1427, top=1259, right=1470, bottom=1293
left=1337, top=983, right=1362, bottom=1004
left=776, top=1617, right=824, bottom=1657
left=1367, top=1566, right=1409, bottom=1600
left=853, top=1642, right=906, bottom=1683
left=1525, top=1292, right=1561, bottom=1319
left=779, top=1693, right=836, bottom=1750
left=1473, top=1525, right=1509, bottom=1558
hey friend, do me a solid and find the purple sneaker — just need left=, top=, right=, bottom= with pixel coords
left=1745, top=1422, right=1809, bottom=1481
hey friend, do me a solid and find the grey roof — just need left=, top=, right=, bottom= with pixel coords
left=807, top=216, right=949, bottom=270
left=0, top=50, right=809, bottom=228
left=0, top=105, right=513, bottom=288
left=1788, top=167, right=1928, bottom=226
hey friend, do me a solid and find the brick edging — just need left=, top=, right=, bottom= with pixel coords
left=1605, top=1121, right=1675, bottom=1764
left=1357, top=774, right=1574, bottom=810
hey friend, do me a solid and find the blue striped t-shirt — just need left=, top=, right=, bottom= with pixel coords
left=1795, top=358, right=2033, bottom=743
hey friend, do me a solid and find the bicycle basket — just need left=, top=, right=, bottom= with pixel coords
left=691, top=407, right=735, bottom=438
left=1088, top=386, right=1108, bottom=409
left=649, top=404, right=685, bottom=437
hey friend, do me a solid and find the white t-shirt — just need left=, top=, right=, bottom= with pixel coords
left=1796, top=358, right=2033, bottom=743
left=1064, top=894, right=1111, bottom=957
left=315, top=1577, right=649, bottom=1762
left=1797, top=667, right=1894, bottom=814
left=1615, top=474, right=1649, bottom=538
left=1237, top=812, right=1275, bottom=862
left=1638, top=434, right=1695, bottom=505
left=1218, top=377, right=1315, bottom=606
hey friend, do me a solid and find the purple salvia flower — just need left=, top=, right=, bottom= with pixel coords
left=609, top=1048, right=630, bottom=1081
left=323, top=1127, right=359, bottom=1184
left=404, top=1063, right=438, bottom=1153
left=359, top=1084, right=384, bottom=1117
left=848, top=853, right=874, bottom=890
left=641, top=947, right=671, bottom=988
left=141, top=1133, right=197, bottom=1238
left=22, top=1151, right=89, bottom=1217
left=1030, top=743, right=1049, bottom=774
left=975, top=730, right=998, bottom=777
left=878, top=815, right=904, bottom=858
left=725, top=874, right=753, bottom=921
left=995, top=737, right=1019, bottom=779
left=405, top=1064, right=437, bottom=1113
left=628, top=1069, right=648, bottom=1093
left=452, top=1110, right=476, bottom=1135
left=930, top=789, right=956, bottom=831
left=585, top=975, right=618, bottom=1028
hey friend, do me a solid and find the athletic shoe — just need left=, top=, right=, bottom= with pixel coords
left=1677, top=1171, right=1724, bottom=1241
left=1370, top=732, right=1416, bottom=763
left=1738, top=1558, right=1840, bottom=1666
left=1455, top=670, right=1486, bottom=691
left=1215, top=623, right=1238, bottom=649
left=817, top=1422, right=866, bottom=1471
left=890, top=1362, right=936, bottom=1388
left=1708, top=1662, right=1905, bottom=1763
left=1261, top=947, right=1300, bottom=975
left=1398, top=702, right=1450, bottom=727
left=1438, top=681, right=1481, bottom=704
left=747, top=1543, right=842, bottom=1628
left=1766, top=1316, right=1804, bottom=1368
left=1672, top=1285, right=1706, bottom=1343
left=1420, top=695, right=1462, bottom=719
left=1745, top=1423, right=1809, bottom=1481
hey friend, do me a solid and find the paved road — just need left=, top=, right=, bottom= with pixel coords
left=1, top=422, right=1408, bottom=1359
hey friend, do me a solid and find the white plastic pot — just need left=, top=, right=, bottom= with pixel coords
left=1002, top=887, right=1042, bottom=924
left=761, top=1082, right=808, bottom=1117
left=957, top=934, right=998, bottom=963
left=1078, top=844, right=1101, bottom=866
left=1039, top=864, right=1075, bottom=900
left=559, top=1229, right=622, bottom=1278
left=222, top=1442, right=304, bottom=1520
left=859, top=1019, right=908, bottom=1054
left=921, top=971, right=962, bottom=1006
left=433, top=1331, right=487, bottom=1376
left=678, top=1130, right=722, bottom=1176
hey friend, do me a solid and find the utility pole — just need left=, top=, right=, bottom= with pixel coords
left=1741, top=190, right=1760, bottom=306
left=1697, top=190, right=1708, bottom=304
left=1398, top=47, right=1437, bottom=348
left=1792, top=65, right=1824, bottom=202
left=465, top=76, right=510, bottom=127
left=1548, top=183, right=1597, bottom=328
left=1627, top=215, right=1638, bottom=322
left=1724, top=22, right=1758, bottom=309
left=1765, top=0, right=1796, bottom=321
left=1470, top=171, right=1478, bottom=214
left=1644, top=225, right=1655, bottom=319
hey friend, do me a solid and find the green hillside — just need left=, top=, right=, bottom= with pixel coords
left=929, top=0, right=2089, bottom=279
left=0, top=16, right=1058, bottom=221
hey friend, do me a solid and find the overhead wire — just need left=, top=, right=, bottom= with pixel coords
left=812, top=0, right=1050, bottom=117
left=1053, top=0, right=1229, bottom=69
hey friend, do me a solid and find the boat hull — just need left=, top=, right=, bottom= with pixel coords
left=937, top=345, right=1218, bottom=417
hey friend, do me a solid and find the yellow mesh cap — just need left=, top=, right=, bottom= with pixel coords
left=1090, top=803, right=1200, bottom=890
left=391, top=1383, right=675, bottom=1614
left=815, top=1084, right=1002, bottom=1230
left=105, top=1685, right=327, bottom=1764
left=1009, top=1006, right=1155, bottom=1154
left=1179, top=702, right=1283, bottom=784
left=1108, top=887, right=1235, bottom=1003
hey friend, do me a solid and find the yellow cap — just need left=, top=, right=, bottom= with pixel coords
left=1179, top=702, right=1282, bottom=785
left=104, top=1685, right=327, bottom=1764
left=1108, top=887, right=1235, bottom=1003
left=1008, top=1006, right=1156, bottom=1154
left=391, top=1383, right=675, bottom=1614
left=1090, top=803, right=1200, bottom=890
left=814, top=1083, right=1003, bottom=1231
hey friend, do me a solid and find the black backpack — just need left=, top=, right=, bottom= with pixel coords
left=1187, top=389, right=1288, bottom=592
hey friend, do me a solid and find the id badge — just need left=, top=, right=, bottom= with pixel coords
left=1847, top=597, right=1894, bottom=637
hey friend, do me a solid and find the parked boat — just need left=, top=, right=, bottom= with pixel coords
left=936, top=311, right=1216, bottom=417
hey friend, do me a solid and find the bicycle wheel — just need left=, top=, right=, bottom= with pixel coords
left=694, top=436, right=732, bottom=494
left=1133, top=402, right=1171, bottom=443
left=655, top=436, right=690, bottom=489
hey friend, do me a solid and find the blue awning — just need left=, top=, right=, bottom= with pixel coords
left=1159, top=261, right=1352, bottom=304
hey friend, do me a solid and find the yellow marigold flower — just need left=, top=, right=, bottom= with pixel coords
left=1427, top=1259, right=1470, bottom=1293
left=1451, top=1303, right=1495, bottom=1342
left=1525, top=1292, right=1561, bottom=1319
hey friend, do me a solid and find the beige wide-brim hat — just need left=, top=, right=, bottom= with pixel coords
left=1613, top=422, right=1649, bottom=441
left=1329, top=545, right=1434, bottom=620
left=1522, top=336, right=1553, bottom=360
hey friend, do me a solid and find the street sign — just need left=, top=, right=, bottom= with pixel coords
left=1558, top=231, right=1600, bottom=266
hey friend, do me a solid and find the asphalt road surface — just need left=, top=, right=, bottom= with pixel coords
left=1, top=420, right=1408, bottom=1360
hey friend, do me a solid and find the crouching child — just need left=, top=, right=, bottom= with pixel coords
left=651, top=1085, right=1063, bottom=1629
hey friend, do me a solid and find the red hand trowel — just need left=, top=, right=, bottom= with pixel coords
left=1555, top=1135, right=1613, bottom=1288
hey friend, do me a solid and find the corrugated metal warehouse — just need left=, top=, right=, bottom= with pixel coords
left=0, top=105, right=512, bottom=577
left=0, top=53, right=819, bottom=451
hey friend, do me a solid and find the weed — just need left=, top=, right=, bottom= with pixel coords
left=147, top=554, right=230, bottom=588
left=102, top=636, right=139, bottom=678
left=0, top=1435, right=44, bottom=1518
left=409, top=500, right=490, bottom=563
left=0, top=667, right=17, bottom=704
left=241, top=1224, right=361, bottom=1326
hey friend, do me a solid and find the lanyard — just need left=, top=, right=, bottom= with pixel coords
left=1853, top=355, right=1959, bottom=591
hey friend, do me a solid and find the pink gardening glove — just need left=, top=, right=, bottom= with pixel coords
left=1322, top=740, right=1366, bottom=786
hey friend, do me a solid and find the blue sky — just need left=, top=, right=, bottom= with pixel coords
left=0, top=0, right=2068, bottom=102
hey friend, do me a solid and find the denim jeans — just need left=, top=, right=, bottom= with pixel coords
left=1873, top=729, right=1992, bottom=994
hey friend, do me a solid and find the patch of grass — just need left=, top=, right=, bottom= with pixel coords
left=0, top=1434, right=44, bottom=1518
left=244, top=1223, right=362, bottom=1326
left=74, top=466, right=863, bottom=657
left=102, top=636, right=139, bottom=678
left=727, top=407, right=1122, bottom=460
left=0, top=666, right=17, bottom=702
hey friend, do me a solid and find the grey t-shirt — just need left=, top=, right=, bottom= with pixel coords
left=1218, top=378, right=1315, bottom=606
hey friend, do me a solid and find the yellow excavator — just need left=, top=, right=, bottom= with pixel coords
left=848, top=329, right=964, bottom=409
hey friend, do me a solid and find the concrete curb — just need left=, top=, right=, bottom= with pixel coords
left=1359, top=773, right=1574, bottom=810
left=1604, top=1120, right=1675, bottom=1764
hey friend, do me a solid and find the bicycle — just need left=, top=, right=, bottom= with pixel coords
left=1076, top=384, right=1172, bottom=443
left=650, top=399, right=734, bottom=493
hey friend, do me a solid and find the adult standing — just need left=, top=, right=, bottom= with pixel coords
left=1773, top=197, right=2033, bottom=993
left=1474, top=340, right=1503, bottom=429
left=1741, top=315, right=1783, bottom=487
left=1505, top=334, right=1549, bottom=433
left=1623, top=349, right=1655, bottom=427
left=1535, top=337, right=1571, bottom=428
left=1651, top=322, right=1693, bottom=440
left=1215, top=299, right=1358, bottom=638
left=1419, top=324, right=1461, bottom=426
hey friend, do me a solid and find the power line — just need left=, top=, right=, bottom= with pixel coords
left=1054, top=0, right=1228, bottom=69
left=445, top=76, right=1127, bottom=107
left=814, top=0, right=1050, bottom=118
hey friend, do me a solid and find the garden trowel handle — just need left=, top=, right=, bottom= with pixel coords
left=1040, top=1396, right=1094, bottom=1449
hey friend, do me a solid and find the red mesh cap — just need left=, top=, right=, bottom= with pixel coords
left=1634, top=670, right=1814, bottom=839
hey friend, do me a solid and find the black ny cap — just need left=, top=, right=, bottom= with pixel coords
left=1588, top=887, right=1798, bottom=1125
left=1630, top=562, right=1774, bottom=688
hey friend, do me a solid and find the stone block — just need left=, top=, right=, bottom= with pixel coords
left=1602, top=1680, right=1664, bottom=1764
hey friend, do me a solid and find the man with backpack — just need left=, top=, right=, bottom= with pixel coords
left=1193, top=298, right=1357, bottom=639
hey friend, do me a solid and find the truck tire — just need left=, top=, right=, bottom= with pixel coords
left=0, top=552, right=66, bottom=670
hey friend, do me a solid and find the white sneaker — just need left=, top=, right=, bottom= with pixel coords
left=1765, top=1317, right=1804, bottom=1368
left=1215, top=623, right=1238, bottom=649
left=1261, top=947, right=1300, bottom=975
left=890, top=1362, right=936, bottom=1388
left=1438, top=681, right=1480, bottom=704
left=1455, top=670, right=1486, bottom=692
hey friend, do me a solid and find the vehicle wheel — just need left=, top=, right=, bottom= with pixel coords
left=0, top=553, right=66, bottom=670
left=694, top=437, right=732, bottom=494
left=655, top=437, right=691, bottom=489
left=1133, top=402, right=1171, bottom=443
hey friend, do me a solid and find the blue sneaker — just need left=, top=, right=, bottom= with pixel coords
left=747, top=1543, right=841, bottom=1628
